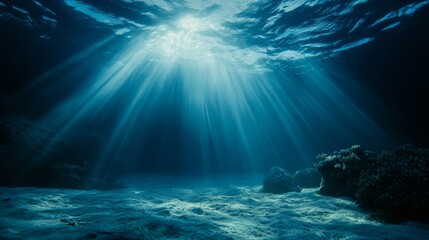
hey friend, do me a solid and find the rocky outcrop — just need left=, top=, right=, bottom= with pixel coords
left=294, top=168, right=321, bottom=188
left=261, top=167, right=301, bottom=194
left=316, top=144, right=429, bottom=222
left=316, top=145, right=375, bottom=197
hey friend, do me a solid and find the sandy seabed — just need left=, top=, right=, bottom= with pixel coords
left=1, top=176, right=428, bottom=240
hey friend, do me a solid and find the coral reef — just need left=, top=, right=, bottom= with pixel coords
left=262, top=167, right=301, bottom=194
left=316, top=144, right=429, bottom=222
left=316, top=145, right=375, bottom=197
left=356, top=145, right=429, bottom=222
left=294, top=168, right=321, bottom=188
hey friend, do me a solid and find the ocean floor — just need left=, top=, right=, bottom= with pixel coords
left=0, top=175, right=428, bottom=240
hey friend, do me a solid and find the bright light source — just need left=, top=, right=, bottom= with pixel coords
left=177, top=15, right=203, bottom=32
left=150, top=16, right=222, bottom=61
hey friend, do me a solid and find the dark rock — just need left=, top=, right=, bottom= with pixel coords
left=262, top=167, right=301, bottom=194
left=294, top=168, right=321, bottom=188
left=315, top=145, right=374, bottom=197
left=316, top=144, right=429, bottom=223
left=271, top=166, right=289, bottom=175
left=355, top=144, right=429, bottom=222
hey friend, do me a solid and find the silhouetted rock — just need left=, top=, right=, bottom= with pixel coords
left=356, top=144, right=429, bottom=222
left=316, top=145, right=374, bottom=197
left=294, top=168, right=321, bottom=188
left=316, top=144, right=429, bottom=223
left=262, top=167, right=301, bottom=194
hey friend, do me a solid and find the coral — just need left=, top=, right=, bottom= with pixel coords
left=356, top=144, right=429, bottom=222
left=316, top=145, right=375, bottom=197
left=262, top=167, right=301, bottom=194
left=316, top=144, right=429, bottom=222
left=294, top=168, right=321, bottom=188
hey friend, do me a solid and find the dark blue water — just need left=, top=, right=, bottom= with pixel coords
left=0, top=0, right=428, bottom=187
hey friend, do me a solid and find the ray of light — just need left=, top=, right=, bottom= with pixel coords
left=22, top=13, right=392, bottom=179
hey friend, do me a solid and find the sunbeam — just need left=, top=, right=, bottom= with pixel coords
left=22, top=13, right=390, bottom=178
left=2, top=1, right=429, bottom=239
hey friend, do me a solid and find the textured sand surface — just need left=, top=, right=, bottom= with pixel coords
left=1, top=177, right=428, bottom=239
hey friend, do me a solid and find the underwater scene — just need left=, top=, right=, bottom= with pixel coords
left=1, top=0, right=429, bottom=239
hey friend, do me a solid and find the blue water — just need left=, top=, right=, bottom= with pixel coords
left=0, top=0, right=428, bottom=182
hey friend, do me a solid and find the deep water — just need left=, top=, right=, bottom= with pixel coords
left=1, top=0, right=429, bottom=239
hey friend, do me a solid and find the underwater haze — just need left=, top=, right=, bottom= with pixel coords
left=1, top=0, right=429, bottom=239
left=2, top=0, right=429, bottom=176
